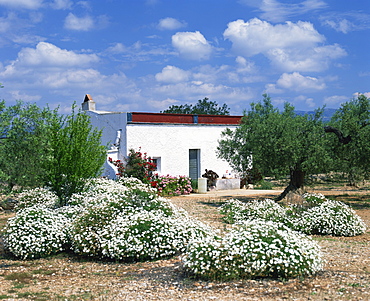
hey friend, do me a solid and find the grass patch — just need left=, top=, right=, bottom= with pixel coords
left=17, top=291, right=49, bottom=300
left=4, top=272, right=33, bottom=283
left=32, top=269, right=57, bottom=275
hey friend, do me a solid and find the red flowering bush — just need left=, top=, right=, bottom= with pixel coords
left=109, top=148, right=156, bottom=184
left=151, top=174, right=192, bottom=196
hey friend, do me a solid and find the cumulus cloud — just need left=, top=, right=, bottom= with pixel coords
left=224, top=18, right=346, bottom=72
left=277, top=72, right=326, bottom=91
left=157, top=17, right=187, bottom=30
left=267, top=72, right=326, bottom=93
left=11, top=42, right=99, bottom=69
left=172, top=31, right=212, bottom=60
left=64, top=13, right=94, bottom=31
left=155, top=65, right=190, bottom=83
left=239, top=0, right=327, bottom=23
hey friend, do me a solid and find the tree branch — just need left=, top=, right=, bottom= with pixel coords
left=324, top=126, right=352, bottom=144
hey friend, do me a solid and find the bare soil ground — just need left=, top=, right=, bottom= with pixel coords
left=0, top=187, right=369, bottom=300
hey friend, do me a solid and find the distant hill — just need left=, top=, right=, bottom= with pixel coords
left=295, top=108, right=337, bottom=122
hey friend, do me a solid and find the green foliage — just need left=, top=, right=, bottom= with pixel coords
left=0, top=101, right=106, bottom=202
left=217, top=94, right=331, bottom=196
left=0, top=101, right=57, bottom=191
left=327, top=94, right=370, bottom=184
left=161, top=97, right=230, bottom=115
left=44, top=105, right=106, bottom=205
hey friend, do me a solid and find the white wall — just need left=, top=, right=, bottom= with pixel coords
left=126, top=123, right=237, bottom=178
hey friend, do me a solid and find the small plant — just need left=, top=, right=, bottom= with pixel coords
left=15, top=187, right=59, bottom=210
left=3, top=206, right=70, bottom=259
left=182, top=219, right=323, bottom=280
left=254, top=180, right=274, bottom=190
left=109, top=148, right=156, bottom=184
left=151, top=174, right=192, bottom=196
left=220, top=199, right=286, bottom=224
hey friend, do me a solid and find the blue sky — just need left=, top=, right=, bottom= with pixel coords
left=0, top=0, right=369, bottom=114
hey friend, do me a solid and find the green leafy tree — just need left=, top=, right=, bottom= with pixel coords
left=0, top=101, right=57, bottom=192
left=217, top=94, right=331, bottom=201
left=161, top=97, right=230, bottom=115
left=325, top=94, right=370, bottom=185
left=45, top=105, right=106, bottom=205
left=0, top=99, right=106, bottom=203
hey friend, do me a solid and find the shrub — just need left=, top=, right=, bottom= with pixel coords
left=3, top=206, right=70, bottom=259
left=220, top=199, right=287, bottom=224
left=182, top=219, right=323, bottom=280
left=220, top=194, right=367, bottom=237
left=296, top=200, right=367, bottom=236
left=15, top=187, right=59, bottom=210
left=100, top=209, right=213, bottom=261
left=151, top=174, right=192, bottom=196
left=109, top=148, right=156, bottom=184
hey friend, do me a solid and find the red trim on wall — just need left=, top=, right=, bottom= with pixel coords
left=129, top=112, right=242, bottom=125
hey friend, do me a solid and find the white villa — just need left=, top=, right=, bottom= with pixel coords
left=82, top=95, right=242, bottom=189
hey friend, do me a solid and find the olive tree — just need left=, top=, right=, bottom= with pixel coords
left=325, top=94, right=370, bottom=185
left=0, top=100, right=56, bottom=192
left=217, top=95, right=331, bottom=201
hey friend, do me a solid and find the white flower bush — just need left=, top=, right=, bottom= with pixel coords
left=3, top=206, right=70, bottom=259
left=15, top=187, right=59, bottom=210
left=220, top=193, right=367, bottom=237
left=296, top=200, right=367, bottom=236
left=99, top=209, right=213, bottom=261
left=220, top=198, right=286, bottom=224
left=183, top=219, right=323, bottom=280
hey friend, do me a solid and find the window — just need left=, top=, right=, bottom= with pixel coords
left=152, top=157, right=161, bottom=173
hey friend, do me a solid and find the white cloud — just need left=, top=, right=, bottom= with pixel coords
left=147, top=98, right=179, bottom=110
left=0, top=0, right=43, bottom=9
left=172, top=31, right=212, bottom=60
left=321, top=12, right=370, bottom=33
left=224, top=18, right=346, bottom=72
left=239, top=0, right=327, bottom=23
left=64, top=13, right=94, bottom=31
left=155, top=65, right=190, bottom=83
left=13, top=42, right=99, bottom=68
left=324, top=95, right=348, bottom=107
left=224, top=18, right=324, bottom=56
left=323, top=19, right=354, bottom=34
left=157, top=17, right=187, bottom=30
left=267, top=72, right=326, bottom=93
left=50, top=0, right=72, bottom=9
left=277, top=72, right=326, bottom=91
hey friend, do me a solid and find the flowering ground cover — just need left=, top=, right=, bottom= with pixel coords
left=0, top=186, right=369, bottom=300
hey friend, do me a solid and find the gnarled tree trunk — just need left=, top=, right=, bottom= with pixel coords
left=275, top=168, right=305, bottom=201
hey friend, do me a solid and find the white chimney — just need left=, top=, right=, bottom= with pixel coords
left=82, top=94, right=96, bottom=111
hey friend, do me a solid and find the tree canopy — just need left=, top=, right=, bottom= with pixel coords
left=161, top=97, right=230, bottom=115
left=325, top=94, right=370, bottom=185
left=0, top=101, right=106, bottom=203
left=217, top=94, right=331, bottom=200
